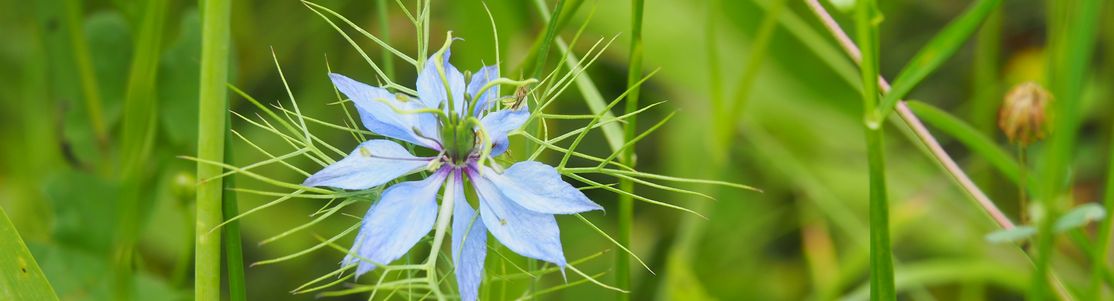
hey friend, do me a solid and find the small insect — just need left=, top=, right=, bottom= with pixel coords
left=501, top=85, right=528, bottom=110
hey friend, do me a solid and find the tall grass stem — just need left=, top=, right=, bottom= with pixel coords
left=853, top=0, right=895, bottom=298
left=195, top=0, right=232, bottom=299
left=616, top=0, right=644, bottom=299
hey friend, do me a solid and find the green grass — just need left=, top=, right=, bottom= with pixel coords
left=1, top=0, right=1111, bottom=300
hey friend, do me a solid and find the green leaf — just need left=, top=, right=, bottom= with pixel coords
left=85, top=11, right=132, bottom=128
left=985, top=226, right=1036, bottom=244
left=0, top=207, right=59, bottom=301
left=904, top=101, right=1019, bottom=184
left=44, top=171, right=120, bottom=255
left=984, top=203, right=1105, bottom=244
left=875, top=0, right=1002, bottom=121
left=1055, top=203, right=1106, bottom=232
left=158, top=9, right=202, bottom=147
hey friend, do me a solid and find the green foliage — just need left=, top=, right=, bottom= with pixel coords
left=875, top=0, right=1002, bottom=122
left=1, top=0, right=1110, bottom=300
left=0, top=207, right=58, bottom=301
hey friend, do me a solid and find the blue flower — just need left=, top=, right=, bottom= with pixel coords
left=303, top=46, right=602, bottom=300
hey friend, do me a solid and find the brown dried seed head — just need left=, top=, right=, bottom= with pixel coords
left=998, top=82, right=1052, bottom=145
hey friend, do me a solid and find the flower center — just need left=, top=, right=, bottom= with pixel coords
left=440, top=115, right=476, bottom=165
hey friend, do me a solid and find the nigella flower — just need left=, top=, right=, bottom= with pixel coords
left=302, top=40, right=602, bottom=301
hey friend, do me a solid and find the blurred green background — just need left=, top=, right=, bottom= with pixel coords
left=0, top=0, right=1111, bottom=300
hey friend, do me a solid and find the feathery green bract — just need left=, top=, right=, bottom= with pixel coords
left=195, top=0, right=232, bottom=300
left=873, top=0, right=1001, bottom=122
left=0, top=206, right=59, bottom=301
left=533, top=0, right=625, bottom=152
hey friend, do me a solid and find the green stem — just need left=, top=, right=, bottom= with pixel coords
left=114, top=0, right=169, bottom=299
left=531, top=0, right=566, bottom=80
left=195, top=0, right=232, bottom=299
left=222, top=114, right=247, bottom=301
left=425, top=172, right=457, bottom=300
left=1091, top=4, right=1114, bottom=299
left=865, top=127, right=894, bottom=300
left=616, top=0, right=643, bottom=299
left=376, top=0, right=394, bottom=80
left=855, top=0, right=894, bottom=299
left=1033, top=0, right=1100, bottom=299
left=63, top=0, right=108, bottom=146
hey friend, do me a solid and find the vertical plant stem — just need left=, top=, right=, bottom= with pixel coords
left=523, top=2, right=571, bottom=294
left=196, top=0, right=232, bottom=299
left=114, top=0, right=168, bottom=299
left=1093, top=93, right=1114, bottom=301
left=864, top=127, right=894, bottom=300
left=724, top=0, right=787, bottom=134
left=523, top=0, right=570, bottom=159
left=705, top=0, right=727, bottom=160
left=969, top=6, right=1000, bottom=190
left=1090, top=4, right=1114, bottom=299
left=1017, top=145, right=1029, bottom=226
left=63, top=0, right=108, bottom=146
left=854, top=0, right=895, bottom=299
left=425, top=172, right=457, bottom=300
left=970, top=7, right=1001, bottom=135
left=530, top=0, right=566, bottom=80
left=1033, top=0, right=1101, bottom=299
left=803, top=0, right=1016, bottom=231
left=376, top=0, right=394, bottom=80
left=616, top=0, right=644, bottom=298
left=222, top=114, right=247, bottom=301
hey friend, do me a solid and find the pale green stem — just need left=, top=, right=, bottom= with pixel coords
left=195, top=0, right=232, bottom=299
left=425, top=172, right=457, bottom=300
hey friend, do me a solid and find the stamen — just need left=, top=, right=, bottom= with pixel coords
left=411, top=127, right=444, bottom=150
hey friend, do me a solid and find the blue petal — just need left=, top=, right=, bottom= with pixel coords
left=469, top=170, right=567, bottom=267
left=479, top=107, right=528, bottom=156
left=329, top=73, right=441, bottom=149
left=451, top=172, right=487, bottom=301
left=467, top=65, right=499, bottom=116
left=343, top=172, right=447, bottom=276
left=417, top=49, right=467, bottom=117
left=479, top=162, right=602, bottom=214
left=303, top=140, right=431, bottom=190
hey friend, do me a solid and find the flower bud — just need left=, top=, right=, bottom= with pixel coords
left=172, top=171, right=197, bottom=204
left=998, top=82, right=1051, bottom=145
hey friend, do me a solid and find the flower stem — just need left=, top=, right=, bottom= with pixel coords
left=854, top=0, right=895, bottom=299
left=375, top=0, right=394, bottom=80
left=63, top=0, right=108, bottom=147
left=195, top=0, right=232, bottom=299
left=616, top=0, right=643, bottom=299
left=425, top=172, right=457, bottom=300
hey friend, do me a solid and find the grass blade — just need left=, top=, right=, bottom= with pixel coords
left=875, top=0, right=1002, bottom=122
left=222, top=114, right=247, bottom=301
left=0, top=206, right=59, bottom=301
left=904, top=101, right=1019, bottom=184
